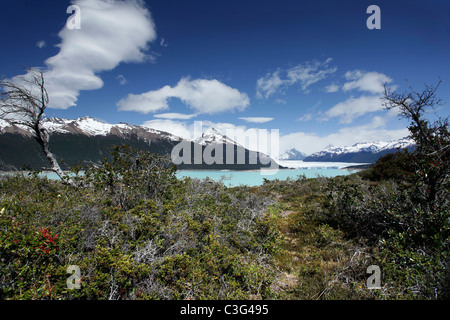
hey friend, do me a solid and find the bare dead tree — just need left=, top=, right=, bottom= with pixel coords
left=0, top=68, right=75, bottom=186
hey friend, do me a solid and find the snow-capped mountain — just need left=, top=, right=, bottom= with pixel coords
left=303, top=137, right=415, bottom=163
left=194, top=127, right=240, bottom=146
left=0, top=117, right=281, bottom=171
left=192, top=127, right=281, bottom=169
left=0, top=116, right=183, bottom=142
left=0, top=116, right=187, bottom=170
left=279, top=148, right=308, bottom=160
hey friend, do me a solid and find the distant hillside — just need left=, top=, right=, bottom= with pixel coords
left=0, top=117, right=281, bottom=171
left=303, top=138, right=415, bottom=163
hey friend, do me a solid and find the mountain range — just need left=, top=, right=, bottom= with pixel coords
left=0, top=117, right=280, bottom=171
left=0, top=116, right=415, bottom=170
left=302, top=138, right=415, bottom=163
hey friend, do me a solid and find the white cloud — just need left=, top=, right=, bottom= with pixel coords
left=36, top=40, right=46, bottom=49
left=287, top=59, right=337, bottom=92
left=297, top=113, right=314, bottom=122
left=17, top=0, right=157, bottom=109
left=153, top=113, right=197, bottom=120
left=325, top=83, right=340, bottom=93
left=257, top=58, right=337, bottom=99
left=160, top=38, right=169, bottom=47
left=142, top=119, right=193, bottom=140
left=324, top=95, right=384, bottom=124
left=318, top=70, right=396, bottom=124
left=256, top=70, right=284, bottom=99
left=118, top=77, right=250, bottom=114
left=275, top=98, right=287, bottom=104
left=297, top=100, right=322, bottom=122
left=118, top=85, right=173, bottom=113
left=239, top=117, right=274, bottom=123
left=116, top=74, right=128, bottom=85
left=342, top=70, right=392, bottom=94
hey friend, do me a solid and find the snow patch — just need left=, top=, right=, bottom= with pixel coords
left=310, top=137, right=415, bottom=157
left=73, top=117, right=113, bottom=136
left=194, top=128, right=239, bottom=146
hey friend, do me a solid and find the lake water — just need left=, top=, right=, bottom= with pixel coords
left=2, top=161, right=366, bottom=188
left=176, top=161, right=365, bottom=187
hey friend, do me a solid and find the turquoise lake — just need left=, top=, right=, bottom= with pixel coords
left=5, top=161, right=364, bottom=187
left=175, top=167, right=357, bottom=187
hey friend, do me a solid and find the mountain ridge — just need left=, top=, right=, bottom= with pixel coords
left=303, top=137, right=415, bottom=163
left=0, top=117, right=281, bottom=171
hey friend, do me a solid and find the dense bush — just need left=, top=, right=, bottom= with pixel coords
left=261, top=170, right=448, bottom=300
left=0, top=147, right=283, bottom=300
left=319, top=165, right=448, bottom=298
left=303, top=82, right=450, bottom=299
left=361, top=149, right=416, bottom=183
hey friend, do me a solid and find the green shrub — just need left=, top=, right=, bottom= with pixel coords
left=0, top=147, right=283, bottom=300
left=319, top=174, right=449, bottom=299
left=361, top=149, right=416, bottom=183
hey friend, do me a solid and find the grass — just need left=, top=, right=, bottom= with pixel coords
left=264, top=177, right=375, bottom=300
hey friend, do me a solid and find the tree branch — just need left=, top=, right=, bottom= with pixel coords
left=0, top=68, right=75, bottom=187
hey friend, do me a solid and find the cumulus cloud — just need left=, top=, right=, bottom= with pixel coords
left=118, top=77, right=250, bottom=114
left=16, top=0, right=157, bottom=109
left=256, top=58, right=337, bottom=99
left=342, top=70, right=392, bottom=94
left=239, top=117, right=274, bottom=123
left=317, top=70, right=395, bottom=124
left=324, top=95, right=384, bottom=124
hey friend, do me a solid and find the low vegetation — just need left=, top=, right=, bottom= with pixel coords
left=0, top=82, right=448, bottom=300
left=1, top=146, right=284, bottom=299
left=1, top=140, right=448, bottom=300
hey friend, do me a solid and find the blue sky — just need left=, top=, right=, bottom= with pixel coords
left=1, top=0, right=449, bottom=154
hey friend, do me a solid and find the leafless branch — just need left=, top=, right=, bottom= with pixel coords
left=0, top=68, right=75, bottom=186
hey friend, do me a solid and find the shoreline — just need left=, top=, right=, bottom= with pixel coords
left=1, top=163, right=372, bottom=175
left=340, top=164, right=373, bottom=171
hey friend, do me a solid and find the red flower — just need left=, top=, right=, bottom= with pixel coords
left=45, top=234, right=57, bottom=245
left=40, top=227, right=49, bottom=238
left=38, top=227, right=59, bottom=254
